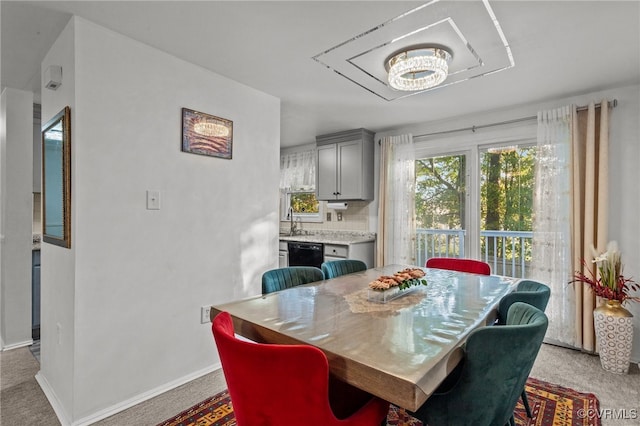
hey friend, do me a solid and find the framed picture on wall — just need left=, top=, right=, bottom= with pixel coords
left=181, top=108, right=233, bottom=159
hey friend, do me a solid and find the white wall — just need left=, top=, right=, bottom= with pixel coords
left=37, top=18, right=77, bottom=421
left=37, top=17, right=280, bottom=425
left=0, top=87, right=34, bottom=349
left=375, top=84, right=640, bottom=362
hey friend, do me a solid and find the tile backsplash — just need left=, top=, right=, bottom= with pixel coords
left=280, top=200, right=371, bottom=233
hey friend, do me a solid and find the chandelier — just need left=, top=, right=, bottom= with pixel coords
left=386, top=46, right=452, bottom=91
left=193, top=121, right=230, bottom=137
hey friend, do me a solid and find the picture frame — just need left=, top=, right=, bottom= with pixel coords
left=181, top=108, right=233, bottom=159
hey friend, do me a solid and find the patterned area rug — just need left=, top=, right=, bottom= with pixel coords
left=157, top=377, right=600, bottom=426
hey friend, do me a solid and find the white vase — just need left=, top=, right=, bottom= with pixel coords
left=593, top=300, right=634, bottom=374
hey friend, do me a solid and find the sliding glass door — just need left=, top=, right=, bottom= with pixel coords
left=479, top=144, right=535, bottom=277
left=415, top=141, right=536, bottom=278
left=415, top=153, right=469, bottom=266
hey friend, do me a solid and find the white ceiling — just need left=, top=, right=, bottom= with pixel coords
left=2, top=1, right=639, bottom=147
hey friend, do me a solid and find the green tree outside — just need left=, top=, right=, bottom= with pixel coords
left=415, top=145, right=536, bottom=264
left=290, top=192, right=319, bottom=214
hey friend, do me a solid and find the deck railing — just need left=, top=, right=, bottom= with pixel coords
left=416, top=229, right=533, bottom=278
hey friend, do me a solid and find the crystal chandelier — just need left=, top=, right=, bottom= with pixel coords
left=386, top=46, right=452, bottom=91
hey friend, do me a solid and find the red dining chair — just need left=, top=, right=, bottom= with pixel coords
left=212, top=312, right=390, bottom=425
left=426, top=257, right=491, bottom=275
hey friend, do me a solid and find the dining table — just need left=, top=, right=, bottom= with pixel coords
left=210, top=264, right=518, bottom=411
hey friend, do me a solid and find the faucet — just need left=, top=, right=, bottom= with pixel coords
left=288, top=207, right=297, bottom=236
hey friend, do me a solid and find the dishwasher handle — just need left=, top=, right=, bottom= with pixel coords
left=288, top=242, right=323, bottom=251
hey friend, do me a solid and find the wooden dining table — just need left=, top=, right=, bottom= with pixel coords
left=210, top=264, right=517, bottom=411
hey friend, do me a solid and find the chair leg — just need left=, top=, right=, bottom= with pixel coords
left=522, top=389, right=532, bottom=418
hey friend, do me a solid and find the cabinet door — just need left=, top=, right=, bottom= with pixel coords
left=316, top=144, right=338, bottom=200
left=32, top=252, right=41, bottom=331
left=337, top=140, right=362, bottom=199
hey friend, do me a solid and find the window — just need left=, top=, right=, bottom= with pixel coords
left=281, top=190, right=324, bottom=222
left=280, top=148, right=322, bottom=222
left=415, top=153, right=468, bottom=264
left=414, top=141, right=536, bottom=278
left=479, top=144, right=535, bottom=277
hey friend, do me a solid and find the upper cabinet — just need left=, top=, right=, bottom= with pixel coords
left=316, top=128, right=374, bottom=201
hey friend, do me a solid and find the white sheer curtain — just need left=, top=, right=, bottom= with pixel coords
left=280, top=150, right=315, bottom=190
left=376, top=134, right=416, bottom=267
left=531, top=106, right=576, bottom=346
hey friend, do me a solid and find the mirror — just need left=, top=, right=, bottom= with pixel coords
left=42, top=106, right=71, bottom=248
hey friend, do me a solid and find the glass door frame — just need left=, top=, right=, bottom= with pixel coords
left=414, top=131, right=536, bottom=261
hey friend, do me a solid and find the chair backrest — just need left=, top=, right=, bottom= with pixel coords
left=321, top=259, right=367, bottom=279
left=261, top=266, right=324, bottom=295
left=426, top=257, right=491, bottom=275
left=211, top=312, right=389, bottom=425
left=415, top=302, right=548, bottom=426
left=497, top=279, right=551, bottom=325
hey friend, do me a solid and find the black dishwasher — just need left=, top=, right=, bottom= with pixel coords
left=288, top=242, right=324, bottom=268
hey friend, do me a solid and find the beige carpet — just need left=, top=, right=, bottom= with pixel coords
left=0, top=345, right=60, bottom=426
left=1, top=343, right=638, bottom=426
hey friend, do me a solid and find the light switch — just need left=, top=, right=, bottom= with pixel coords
left=146, top=190, right=160, bottom=210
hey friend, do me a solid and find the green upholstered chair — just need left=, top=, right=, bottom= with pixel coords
left=409, top=302, right=548, bottom=426
left=321, top=259, right=367, bottom=279
left=497, top=279, right=550, bottom=325
left=261, top=266, right=324, bottom=295
left=496, top=279, right=550, bottom=418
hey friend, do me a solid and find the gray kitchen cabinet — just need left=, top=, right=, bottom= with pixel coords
left=278, top=241, right=289, bottom=268
left=316, top=128, right=374, bottom=201
left=32, top=250, right=41, bottom=340
left=324, top=241, right=374, bottom=268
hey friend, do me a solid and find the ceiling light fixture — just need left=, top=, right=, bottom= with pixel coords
left=385, top=46, right=452, bottom=91
left=193, top=121, right=230, bottom=137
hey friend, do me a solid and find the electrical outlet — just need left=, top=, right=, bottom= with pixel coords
left=326, top=212, right=332, bottom=221
left=201, top=306, right=212, bottom=324
left=337, top=212, right=343, bottom=221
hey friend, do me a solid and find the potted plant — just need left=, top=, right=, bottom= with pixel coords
left=572, top=241, right=640, bottom=374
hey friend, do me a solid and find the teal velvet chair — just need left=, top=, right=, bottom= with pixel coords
left=409, top=302, right=548, bottom=426
left=497, top=280, right=550, bottom=325
left=261, top=266, right=324, bottom=295
left=321, top=259, right=367, bottom=279
left=496, top=279, right=550, bottom=418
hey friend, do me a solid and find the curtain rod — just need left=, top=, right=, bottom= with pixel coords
left=410, top=99, right=618, bottom=139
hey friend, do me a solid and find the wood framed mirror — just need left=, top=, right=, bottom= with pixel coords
left=42, top=106, right=71, bottom=248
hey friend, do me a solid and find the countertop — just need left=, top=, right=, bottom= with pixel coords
left=279, top=231, right=375, bottom=245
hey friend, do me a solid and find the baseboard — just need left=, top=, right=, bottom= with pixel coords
left=2, top=338, right=34, bottom=351
left=35, top=371, right=72, bottom=426
left=543, top=339, right=640, bottom=364
left=71, top=362, right=222, bottom=426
